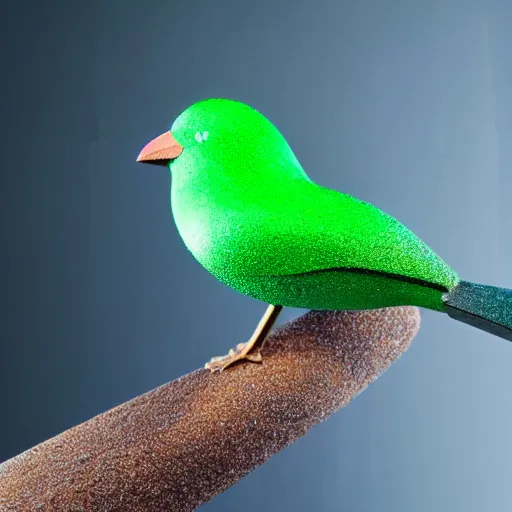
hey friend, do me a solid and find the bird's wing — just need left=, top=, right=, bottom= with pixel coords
left=221, top=182, right=458, bottom=292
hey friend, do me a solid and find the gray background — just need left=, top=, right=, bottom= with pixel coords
left=1, top=0, right=511, bottom=510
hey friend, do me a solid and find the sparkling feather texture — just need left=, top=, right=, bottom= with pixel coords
left=169, top=99, right=459, bottom=312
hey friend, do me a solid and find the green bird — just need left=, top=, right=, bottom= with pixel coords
left=137, top=98, right=512, bottom=372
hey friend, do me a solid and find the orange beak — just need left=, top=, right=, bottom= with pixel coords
left=136, top=131, right=183, bottom=166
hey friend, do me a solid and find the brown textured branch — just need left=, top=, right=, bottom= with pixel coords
left=0, top=307, right=420, bottom=511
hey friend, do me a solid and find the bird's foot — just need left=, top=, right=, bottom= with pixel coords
left=205, top=342, right=263, bottom=373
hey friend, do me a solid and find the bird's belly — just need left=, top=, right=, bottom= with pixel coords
left=230, top=268, right=445, bottom=312
left=173, top=211, right=446, bottom=312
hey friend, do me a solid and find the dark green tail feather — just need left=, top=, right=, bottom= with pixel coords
left=443, top=281, right=512, bottom=342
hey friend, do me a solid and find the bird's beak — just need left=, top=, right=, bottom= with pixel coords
left=136, top=131, right=183, bottom=166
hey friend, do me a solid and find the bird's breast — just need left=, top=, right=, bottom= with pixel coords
left=170, top=183, right=248, bottom=279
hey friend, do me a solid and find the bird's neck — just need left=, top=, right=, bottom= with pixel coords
left=172, top=157, right=311, bottom=209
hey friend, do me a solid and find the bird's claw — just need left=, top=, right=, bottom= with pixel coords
left=245, top=351, right=262, bottom=363
left=205, top=343, right=263, bottom=373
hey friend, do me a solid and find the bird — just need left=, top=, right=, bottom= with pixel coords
left=137, top=98, right=512, bottom=372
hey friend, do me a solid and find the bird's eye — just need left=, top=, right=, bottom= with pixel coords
left=194, top=131, right=209, bottom=143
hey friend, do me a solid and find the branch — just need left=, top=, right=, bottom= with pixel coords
left=0, top=307, right=420, bottom=511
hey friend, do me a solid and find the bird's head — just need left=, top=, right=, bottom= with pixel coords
left=136, top=98, right=307, bottom=182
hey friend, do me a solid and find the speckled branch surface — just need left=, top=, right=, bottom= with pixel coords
left=0, top=307, right=420, bottom=511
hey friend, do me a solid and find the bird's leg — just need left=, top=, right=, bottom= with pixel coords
left=205, top=304, right=283, bottom=373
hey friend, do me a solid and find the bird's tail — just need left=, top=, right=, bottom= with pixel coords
left=443, top=281, right=512, bottom=342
